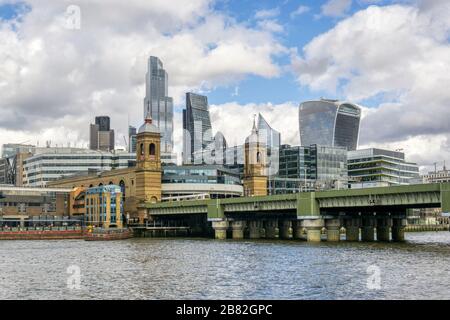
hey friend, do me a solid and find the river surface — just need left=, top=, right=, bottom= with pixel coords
left=1, top=232, right=450, bottom=300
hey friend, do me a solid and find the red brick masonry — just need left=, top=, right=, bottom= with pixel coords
left=0, top=229, right=84, bottom=240
left=84, top=229, right=133, bottom=241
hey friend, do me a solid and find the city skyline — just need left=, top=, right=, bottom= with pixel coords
left=0, top=1, right=449, bottom=172
left=1, top=1, right=450, bottom=305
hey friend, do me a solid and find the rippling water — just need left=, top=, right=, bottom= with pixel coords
left=1, top=232, right=450, bottom=300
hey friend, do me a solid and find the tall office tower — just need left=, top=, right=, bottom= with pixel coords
left=182, top=92, right=214, bottom=164
left=90, top=116, right=115, bottom=151
left=257, top=113, right=281, bottom=176
left=143, top=56, right=174, bottom=153
left=95, top=116, right=110, bottom=131
left=212, top=131, right=227, bottom=165
left=299, top=99, right=361, bottom=151
left=128, top=126, right=137, bottom=153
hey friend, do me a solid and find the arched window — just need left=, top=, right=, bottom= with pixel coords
left=149, top=143, right=156, bottom=156
left=140, top=143, right=144, bottom=155
left=119, top=180, right=126, bottom=202
left=256, top=152, right=261, bottom=164
left=99, top=183, right=103, bottom=187
left=109, top=181, right=113, bottom=185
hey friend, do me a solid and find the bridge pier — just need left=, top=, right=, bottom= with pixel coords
left=301, top=219, right=324, bottom=242
left=265, top=220, right=279, bottom=239
left=376, top=217, right=392, bottom=241
left=345, top=218, right=360, bottom=241
left=292, top=221, right=306, bottom=240
left=248, top=221, right=263, bottom=239
left=361, top=217, right=376, bottom=242
left=392, top=218, right=406, bottom=242
left=280, top=220, right=292, bottom=239
left=231, top=221, right=245, bottom=240
left=212, top=220, right=228, bottom=240
left=326, top=219, right=342, bottom=242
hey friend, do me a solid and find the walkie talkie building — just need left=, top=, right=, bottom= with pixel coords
left=299, top=99, right=361, bottom=151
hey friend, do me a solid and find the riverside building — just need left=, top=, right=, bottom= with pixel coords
left=348, top=148, right=420, bottom=188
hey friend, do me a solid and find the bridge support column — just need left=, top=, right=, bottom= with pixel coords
left=302, top=219, right=324, bottom=242
left=376, top=217, right=392, bottom=242
left=212, top=220, right=228, bottom=240
left=345, top=218, right=360, bottom=241
left=392, top=218, right=407, bottom=242
left=231, top=221, right=245, bottom=240
left=248, top=221, right=263, bottom=239
left=326, top=219, right=342, bottom=242
left=265, top=220, right=279, bottom=239
left=361, top=217, right=376, bottom=242
left=280, top=220, right=292, bottom=239
left=292, top=221, right=305, bottom=240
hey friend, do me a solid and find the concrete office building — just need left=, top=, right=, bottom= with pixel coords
left=0, top=186, right=72, bottom=226
left=22, top=148, right=136, bottom=187
left=348, top=148, right=420, bottom=188
left=90, top=116, right=115, bottom=151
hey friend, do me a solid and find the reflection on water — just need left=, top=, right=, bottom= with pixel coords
left=1, top=232, right=450, bottom=300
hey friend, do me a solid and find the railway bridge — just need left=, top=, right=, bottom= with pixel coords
left=137, top=183, right=450, bottom=242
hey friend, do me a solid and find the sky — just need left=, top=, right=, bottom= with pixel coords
left=0, top=0, right=449, bottom=172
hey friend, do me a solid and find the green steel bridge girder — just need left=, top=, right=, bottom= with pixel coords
left=139, top=183, right=450, bottom=219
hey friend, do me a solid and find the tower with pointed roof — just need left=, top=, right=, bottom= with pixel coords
left=243, top=115, right=268, bottom=196
left=135, top=114, right=162, bottom=206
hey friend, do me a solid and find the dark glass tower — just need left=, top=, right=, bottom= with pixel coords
left=143, top=56, right=174, bottom=153
left=182, top=92, right=213, bottom=164
left=128, top=126, right=137, bottom=153
left=299, top=99, right=361, bottom=151
left=95, top=116, right=110, bottom=131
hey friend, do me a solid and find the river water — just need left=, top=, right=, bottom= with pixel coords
left=1, top=232, right=450, bottom=300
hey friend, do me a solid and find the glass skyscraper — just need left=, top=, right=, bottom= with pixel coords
left=183, top=92, right=214, bottom=164
left=299, top=99, right=361, bottom=151
left=270, top=144, right=348, bottom=194
left=257, top=113, right=280, bottom=176
left=128, top=126, right=137, bottom=153
left=143, top=56, right=174, bottom=153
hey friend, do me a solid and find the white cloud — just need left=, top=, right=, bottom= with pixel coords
left=0, top=0, right=286, bottom=155
left=254, top=8, right=280, bottom=20
left=292, top=2, right=450, bottom=167
left=257, top=19, right=284, bottom=33
left=321, top=0, right=353, bottom=17
left=208, top=102, right=299, bottom=147
left=290, top=5, right=310, bottom=19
